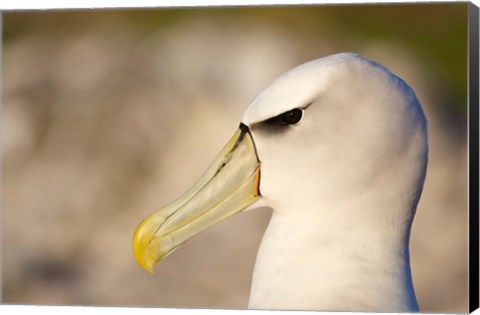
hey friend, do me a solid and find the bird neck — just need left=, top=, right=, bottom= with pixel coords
left=248, top=201, right=419, bottom=312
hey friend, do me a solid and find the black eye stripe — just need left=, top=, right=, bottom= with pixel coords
left=250, top=104, right=310, bottom=134
left=263, top=108, right=304, bottom=126
left=280, top=108, right=303, bottom=125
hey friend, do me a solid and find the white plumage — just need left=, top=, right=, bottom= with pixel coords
left=133, top=52, right=428, bottom=312
left=243, top=53, right=427, bottom=312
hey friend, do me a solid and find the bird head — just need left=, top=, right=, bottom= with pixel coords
left=132, top=52, right=428, bottom=273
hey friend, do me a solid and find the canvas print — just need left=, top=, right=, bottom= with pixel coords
left=1, top=3, right=474, bottom=313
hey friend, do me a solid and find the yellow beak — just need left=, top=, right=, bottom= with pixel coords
left=132, top=124, right=261, bottom=273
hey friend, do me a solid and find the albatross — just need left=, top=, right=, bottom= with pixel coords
left=132, top=52, right=428, bottom=312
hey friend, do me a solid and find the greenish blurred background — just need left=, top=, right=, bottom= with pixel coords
left=2, top=3, right=468, bottom=312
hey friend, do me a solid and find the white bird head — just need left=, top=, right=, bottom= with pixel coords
left=243, top=52, right=427, bottom=226
left=132, top=52, right=428, bottom=312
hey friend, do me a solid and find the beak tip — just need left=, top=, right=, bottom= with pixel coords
left=132, top=219, right=160, bottom=274
left=133, top=249, right=156, bottom=273
left=133, top=239, right=160, bottom=274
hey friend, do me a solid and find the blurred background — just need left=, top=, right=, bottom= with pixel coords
left=2, top=3, right=469, bottom=313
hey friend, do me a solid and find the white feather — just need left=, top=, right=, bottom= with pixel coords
left=242, top=53, right=428, bottom=312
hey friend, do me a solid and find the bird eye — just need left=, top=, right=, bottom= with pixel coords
left=280, top=108, right=303, bottom=125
